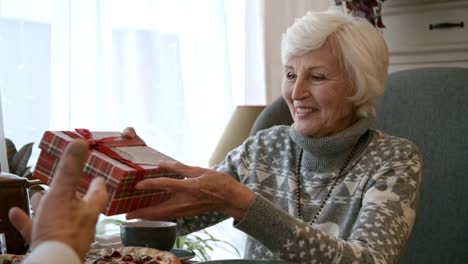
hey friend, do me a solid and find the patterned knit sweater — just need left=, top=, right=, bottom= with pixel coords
left=177, top=117, right=422, bottom=263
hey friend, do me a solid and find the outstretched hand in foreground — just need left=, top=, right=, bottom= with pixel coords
left=8, top=139, right=108, bottom=259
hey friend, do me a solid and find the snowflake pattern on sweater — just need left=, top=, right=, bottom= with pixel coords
left=177, top=119, right=422, bottom=263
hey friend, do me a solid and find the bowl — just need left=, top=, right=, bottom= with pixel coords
left=120, top=220, right=177, bottom=251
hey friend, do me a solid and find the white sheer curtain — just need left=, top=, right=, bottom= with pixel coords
left=0, top=0, right=263, bottom=167
left=0, top=90, right=8, bottom=172
left=263, top=0, right=332, bottom=102
left=0, top=0, right=262, bottom=260
left=0, top=0, right=333, bottom=259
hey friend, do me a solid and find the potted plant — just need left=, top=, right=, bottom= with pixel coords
left=1, top=138, right=34, bottom=178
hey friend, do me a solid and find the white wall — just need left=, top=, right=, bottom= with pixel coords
left=262, top=0, right=332, bottom=103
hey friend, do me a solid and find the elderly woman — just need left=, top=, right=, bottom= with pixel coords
left=126, top=9, right=422, bottom=263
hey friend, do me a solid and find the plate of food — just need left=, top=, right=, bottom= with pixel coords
left=85, top=246, right=182, bottom=264
left=0, top=254, right=24, bottom=264
left=0, top=246, right=193, bottom=264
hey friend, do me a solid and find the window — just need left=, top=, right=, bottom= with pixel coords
left=0, top=0, right=262, bottom=166
left=0, top=0, right=265, bottom=259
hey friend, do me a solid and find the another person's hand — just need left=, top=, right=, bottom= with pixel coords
left=121, top=127, right=145, bottom=144
left=126, top=161, right=255, bottom=221
left=8, top=140, right=108, bottom=259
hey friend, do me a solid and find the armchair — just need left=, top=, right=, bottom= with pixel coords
left=249, top=67, right=468, bottom=263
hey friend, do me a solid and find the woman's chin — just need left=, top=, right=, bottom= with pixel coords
left=294, top=123, right=318, bottom=137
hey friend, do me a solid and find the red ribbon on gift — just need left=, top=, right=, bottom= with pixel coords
left=62, top=128, right=147, bottom=186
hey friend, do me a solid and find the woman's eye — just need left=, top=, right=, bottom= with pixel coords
left=310, top=73, right=325, bottom=81
left=286, top=72, right=297, bottom=80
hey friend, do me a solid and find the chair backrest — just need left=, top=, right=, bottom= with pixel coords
left=374, top=67, right=468, bottom=264
left=250, top=96, right=292, bottom=136
left=249, top=67, right=468, bottom=264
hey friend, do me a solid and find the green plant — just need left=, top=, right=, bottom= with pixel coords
left=175, top=230, right=240, bottom=261
left=1, top=138, right=34, bottom=178
left=4, top=138, right=34, bottom=178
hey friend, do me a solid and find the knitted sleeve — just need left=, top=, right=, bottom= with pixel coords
left=174, top=136, right=252, bottom=235
left=174, top=129, right=269, bottom=235
left=175, top=211, right=230, bottom=236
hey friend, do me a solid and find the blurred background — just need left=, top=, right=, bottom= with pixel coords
left=0, top=0, right=331, bottom=260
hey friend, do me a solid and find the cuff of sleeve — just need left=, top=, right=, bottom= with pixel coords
left=23, top=241, right=81, bottom=264
left=234, top=194, right=299, bottom=245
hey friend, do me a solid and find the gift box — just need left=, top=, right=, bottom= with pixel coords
left=33, top=129, right=182, bottom=215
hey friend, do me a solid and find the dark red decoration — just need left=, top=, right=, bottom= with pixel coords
left=335, top=0, right=386, bottom=28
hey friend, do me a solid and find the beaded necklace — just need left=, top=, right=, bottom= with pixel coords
left=295, top=137, right=363, bottom=223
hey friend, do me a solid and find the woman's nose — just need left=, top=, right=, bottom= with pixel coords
left=291, top=76, right=309, bottom=100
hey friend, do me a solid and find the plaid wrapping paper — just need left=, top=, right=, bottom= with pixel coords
left=33, top=130, right=181, bottom=215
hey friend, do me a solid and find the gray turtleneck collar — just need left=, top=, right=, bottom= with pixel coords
left=289, top=117, right=375, bottom=172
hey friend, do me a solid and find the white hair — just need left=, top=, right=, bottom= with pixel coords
left=281, top=9, right=389, bottom=118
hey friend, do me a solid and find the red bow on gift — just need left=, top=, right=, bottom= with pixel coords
left=63, top=128, right=147, bottom=186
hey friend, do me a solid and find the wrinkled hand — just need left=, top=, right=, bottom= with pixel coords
left=126, top=162, right=255, bottom=221
left=8, top=140, right=108, bottom=259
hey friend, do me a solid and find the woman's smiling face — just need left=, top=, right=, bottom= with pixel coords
left=282, top=40, right=358, bottom=137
